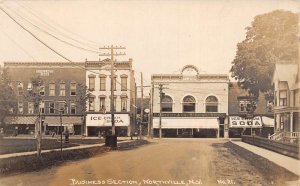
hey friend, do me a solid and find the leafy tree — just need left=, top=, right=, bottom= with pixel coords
left=0, top=67, right=17, bottom=115
left=76, top=84, right=91, bottom=135
left=230, top=10, right=298, bottom=97
left=24, top=76, right=44, bottom=113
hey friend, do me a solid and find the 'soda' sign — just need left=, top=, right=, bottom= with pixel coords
left=229, top=116, right=262, bottom=128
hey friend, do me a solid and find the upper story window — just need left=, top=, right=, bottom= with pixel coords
left=161, top=95, right=173, bottom=112
left=121, top=97, right=127, bottom=112
left=27, top=82, right=32, bottom=91
left=39, top=85, right=45, bottom=96
left=110, top=76, right=117, bottom=91
left=99, top=75, right=106, bottom=91
left=49, top=102, right=55, bottom=114
left=70, top=101, right=76, bottom=114
left=121, top=75, right=128, bottom=91
left=99, top=97, right=106, bottom=112
left=17, top=82, right=23, bottom=96
left=279, top=90, right=287, bottom=106
left=28, top=102, right=34, bottom=114
left=49, top=83, right=55, bottom=96
left=70, top=83, right=76, bottom=96
left=58, top=102, right=66, bottom=114
left=88, top=75, right=96, bottom=91
left=18, top=101, right=23, bottom=114
left=182, top=96, right=196, bottom=112
left=89, top=97, right=95, bottom=111
left=39, top=101, right=45, bottom=114
left=59, top=83, right=65, bottom=96
left=205, top=96, right=218, bottom=112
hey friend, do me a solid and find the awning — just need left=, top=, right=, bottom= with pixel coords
left=4, top=116, right=38, bottom=125
left=261, top=116, right=274, bottom=127
left=153, top=118, right=219, bottom=129
left=44, top=116, right=82, bottom=126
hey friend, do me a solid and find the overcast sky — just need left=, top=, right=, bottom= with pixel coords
left=0, top=0, right=299, bottom=88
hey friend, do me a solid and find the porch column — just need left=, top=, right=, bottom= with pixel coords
left=290, top=112, right=294, bottom=133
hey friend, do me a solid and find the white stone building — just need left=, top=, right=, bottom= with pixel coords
left=85, top=59, right=136, bottom=136
left=151, top=65, right=229, bottom=138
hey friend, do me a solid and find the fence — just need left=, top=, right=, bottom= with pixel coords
left=241, top=135, right=300, bottom=160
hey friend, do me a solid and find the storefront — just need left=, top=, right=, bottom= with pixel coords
left=86, top=114, right=130, bottom=136
left=3, top=116, right=37, bottom=135
left=153, top=113, right=226, bottom=138
left=43, top=116, right=82, bottom=135
left=229, top=115, right=262, bottom=137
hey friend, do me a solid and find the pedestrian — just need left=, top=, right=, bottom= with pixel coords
left=14, top=126, right=18, bottom=136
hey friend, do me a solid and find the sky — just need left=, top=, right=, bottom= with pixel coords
left=0, top=0, right=299, bottom=90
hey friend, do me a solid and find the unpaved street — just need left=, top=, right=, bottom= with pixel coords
left=0, top=139, right=296, bottom=186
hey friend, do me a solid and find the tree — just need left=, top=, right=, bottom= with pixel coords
left=0, top=67, right=17, bottom=116
left=230, top=10, right=298, bottom=97
left=76, top=84, right=91, bottom=135
left=24, top=76, right=44, bottom=113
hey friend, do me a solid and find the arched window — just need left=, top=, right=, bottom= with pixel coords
left=205, top=96, right=218, bottom=112
left=183, top=96, right=196, bottom=112
left=161, top=95, right=173, bottom=112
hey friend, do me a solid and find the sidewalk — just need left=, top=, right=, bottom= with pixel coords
left=231, top=140, right=300, bottom=176
left=0, top=138, right=136, bottom=159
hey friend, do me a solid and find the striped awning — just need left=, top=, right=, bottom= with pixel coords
left=44, top=116, right=82, bottom=126
left=4, top=116, right=38, bottom=125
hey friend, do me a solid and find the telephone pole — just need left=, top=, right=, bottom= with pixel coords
left=157, top=84, right=168, bottom=139
left=140, top=72, right=143, bottom=140
left=99, top=45, right=126, bottom=136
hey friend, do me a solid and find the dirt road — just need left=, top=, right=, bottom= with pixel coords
left=0, top=139, right=297, bottom=186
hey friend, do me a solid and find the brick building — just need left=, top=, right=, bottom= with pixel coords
left=3, top=62, right=86, bottom=135
left=151, top=65, right=229, bottom=138
left=228, top=82, right=274, bottom=137
left=85, top=59, right=136, bottom=136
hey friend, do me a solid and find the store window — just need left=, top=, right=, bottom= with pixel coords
left=161, top=95, right=173, bottom=112
left=205, top=96, right=218, bottom=112
left=182, top=96, right=196, bottom=112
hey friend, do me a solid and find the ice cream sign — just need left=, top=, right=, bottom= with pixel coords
left=229, top=116, right=262, bottom=128
left=86, top=114, right=129, bottom=127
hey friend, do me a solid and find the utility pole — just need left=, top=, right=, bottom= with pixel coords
left=150, top=83, right=154, bottom=138
left=37, top=107, right=42, bottom=157
left=159, top=84, right=163, bottom=139
left=99, top=45, right=126, bottom=136
left=140, top=72, right=143, bottom=140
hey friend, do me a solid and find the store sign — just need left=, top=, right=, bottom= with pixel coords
left=229, top=116, right=262, bottom=128
left=153, top=113, right=226, bottom=118
left=36, top=70, right=54, bottom=76
left=86, top=114, right=129, bottom=127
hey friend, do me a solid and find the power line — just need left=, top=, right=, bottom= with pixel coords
left=2, top=4, right=100, bottom=54
left=0, top=5, right=73, bottom=62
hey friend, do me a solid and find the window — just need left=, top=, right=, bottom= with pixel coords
left=182, top=96, right=196, bottom=112
left=49, top=83, right=55, bottom=96
left=39, top=85, right=45, bottom=96
left=89, top=75, right=95, bottom=91
left=279, top=90, right=287, bottom=106
left=58, top=102, right=66, bottom=114
left=49, top=102, right=55, bottom=114
left=27, top=82, right=32, bottom=90
left=205, top=96, right=218, bottom=112
left=59, top=83, right=65, bottom=96
left=17, top=82, right=23, bottom=96
left=121, top=76, right=127, bottom=91
left=239, top=100, right=257, bottom=112
left=161, top=95, right=173, bottom=112
left=111, top=76, right=117, bottom=91
left=100, top=76, right=106, bottom=91
left=121, top=97, right=127, bottom=111
left=18, top=101, right=23, bottom=114
left=28, top=102, right=34, bottom=114
left=70, top=102, right=76, bottom=114
left=39, top=102, right=45, bottom=114
left=89, top=97, right=95, bottom=111
left=267, top=100, right=273, bottom=112
left=70, top=83, right=76, bottom=96
left=100, top=97, right=106, bottom=112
